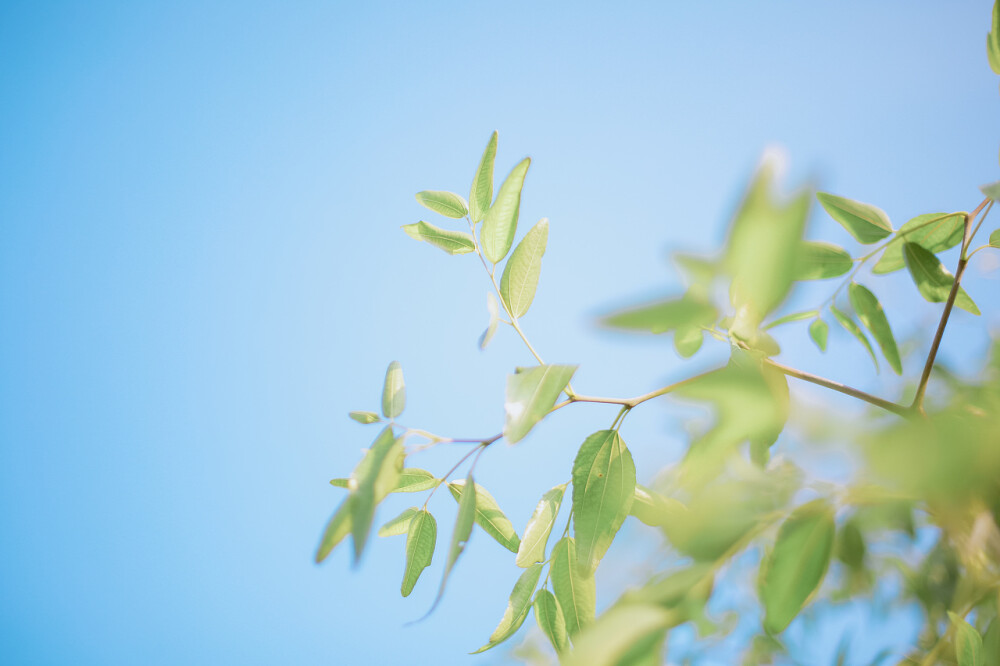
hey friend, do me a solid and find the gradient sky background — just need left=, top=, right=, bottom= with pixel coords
left=2, top=1, right=999, bottom=664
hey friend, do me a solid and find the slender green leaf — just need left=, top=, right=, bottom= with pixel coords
left=349, top=426, right=404, bottom=561
left=809, top=318, right=829, bottom=353
left=551, top=537, right=595, bottom=637
left=472, top=564, right=543, bottom=653
left=533, top=589, right=569, bottom=654
left=873, top=213, right=965, bottom=274
left=760, top=501, right=835, bottom=634
left=629, top=484, right=685, bottom=528
left=315, top=498, right=352, bottom=563
left=478, top=292, right=499, bottom=350
left=430, top=472, right=476, bottom=610
left=983, top=180, right=1000, bottom=201
left=572, top=430, right=636, bottom=574
left=561, top=604, right=674, bottom=666
left=990, top=228, right=1000, bottom=248
left=949, top=611, right=984, bottom=666
left=831, top=305, right=878, bottom=371
left=516, top=483, right=566, bottom=567
left=765, top=310, right=819, bottom=329
left=348, top=410, right=380, bottom=424
left=481, top=157, right=530, bottom=263
left=381, top=361, right=405, bottom=419
left=504, top=364, right=577, bottom=443
left=329, top=478, right=348, bottom=488
left=401, top=510, right=437, bottom=597
left=989, top=0, right=1000, bottom=75
left=393, top=468, right=438, bottom=493
left=816, top=192, right=893, bottom=244
left=415, top=190, right=468, bottom=219
left=402, top=221, right=476, bottom=255
left=673, top=326, right=704, bottom=358
left=469, top=131, right=498, bottom=223
left=601, top=296, right=717, bottom=334
left=500, top=218, right=548, bottom=319
left=793, top=241, right=853, bottom=280
left=849, top=283, right=902, bottom=375
left=448, top=479, right=520, bottom=553
left=621, top=564, right=714, bottom=608
left=379, top=507, right=419, bottom=537
left=902, top=242, right=980, bottom=315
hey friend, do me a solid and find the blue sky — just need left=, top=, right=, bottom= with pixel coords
left=1, top=1, right=998, bottom=664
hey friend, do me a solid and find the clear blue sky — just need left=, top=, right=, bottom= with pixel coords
left=1, top=1, right=997, bottom=664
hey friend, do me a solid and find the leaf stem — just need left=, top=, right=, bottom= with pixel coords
left=422, top=443, right=488, bottom=509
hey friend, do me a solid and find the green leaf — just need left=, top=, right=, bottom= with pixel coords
left=629, top=484, right=685, bottom=527
left=431, top=471, right=476, bottom=609
left=561, top=604, right=674, bottom=666
left=990, top=228, right=1000, bottom=248
left=504, top=364, right=577, bottom=443
left=849, top=283, right=902, bottom=375
left=989, top=0, right=1000, bottom=75
left=500, top=218, right=548, bottom=319
left=379, top=507, right=419, bottom=537
left=315, top=497, right=352, bottom=563
left=469, top=131, right=498, bottom=223
left=481, top=157, right=530, bottom=264
left=983, top=180, right=1000, bottom=202
left=836, top=520, right=865, bottom=570
left=401, top=510, right=437, bottom=597
left=793, top=241, right=853, bottom=280
left=873, top=213, right=965, bottom=274
left=902, top=242, right=980, bottom=315
left=533, top=589, right=569, bottom=654
left=393, top=468, right=438, bottom=493
left=765, top=310, right=819, bottom=329
left=983, top=618, right=1000, bottom=665
left=447, top=480, right=520, bottom=553
left=329, top=478, right=348, bottom=488
left=415, top=190, right=468, bottom=219
left=349, top=426, right=404, bottom=561
left=381, top=361, right=405, bottom=419
left=402, top=221, right=476, bottom=255
left=478, top=292, right=499, bottom=350
left=515, top=483, right=566, bottom=567
left=760, top=501, right=835, bottom=634
left=673, top=326, right=704, bottom=358
left=472, top=564, right=543, bottom=653
left=816, top=192, right=893, bottom=244
left=348, top=410, right=381, bottom=424
left=550, top=536, right=595, bottom=637
left=808, top=318, right=829, bottom=353
left=831, top=305, right=879, bottom=371
left=601, top=296, right=717, bottom=334
left=949, top=611, right=984, bottom=666
left=572, top=430, right=637, bottom=574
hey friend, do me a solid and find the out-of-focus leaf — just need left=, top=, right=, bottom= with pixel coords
left=415, top=190, right=468, bottom=218
left=379, top=507, right=419, bottom=537
left=469, top=131, right=498, bottom=223
left=479, top=292, right=499, bottom=350
left=349, top=410, right=381, bottom=424
left=629, top=484, right=685, bottom=528
left=601, top=296, right=717, bottom=334
left=949, top=611, right=984, bottom=666
left=674, top=326, right=704, bottom=358
left=983, top=180, right=1000, bottom=201
left=401, top=510, right=436, bottom=597
left=481, top=157, right=530, bottom=264
left=393, top=468, right=438, bottom=493
left=381, top=361, right=406, bottom=419
left=402, top=221, right=476, bottom=255
left=765, top=310, right=818, bottom=329
left=448, top=479, right=520, bottom=553
left=990, top=228, right=1000, bottom=248
left=431, top=471, right=476, bottom=609
left=816, top=192, right=893, bottom=244
left=504, top=364, right=577, bottom=443
left=984, top=618, right=1000, bottom=665
left=329, top=478, right=348, bottom=488
left=902, top=242, right=980, bottom=315
left=760, top=500, right=835, bottom=634
left=315, top=498, right=352, bottom=563
left=849, top=283, right=902, bottom=375
left=572, top=430, right=636, bottom=573
left=831, top=306, right=879, bottom=371
left=500, top=218, right=548, bottom=318
left=516, top=483, right=566, bottom=567
left=350, top=426, right=404, bottom=561
left=561, top=604, right=674, bottom=666
left=989, top=1, right=1000, bottom=75
left=533, top=589, right=569, bottom=654
left=620, top=564, right=715, bottom=609
left=873, top=213, right=965, bottom=274
left=836, top=520, right=865, bottom=570
left=809, top=318, right=829, bottom=352
left=472, top=564, right=543, bottom=653
left=551, top=536, right=595, bottom=637
left=793, top=241, right=853, bottom=280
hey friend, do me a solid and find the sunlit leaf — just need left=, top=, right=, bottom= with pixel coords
left=989, top=0, right=1000, bottom=75
left=561, top=604, right=674, bottom=666
left=349, top=410, right=381, bottom=424
left=516, top=483, right=566, bottom=567
left=329, top=478, right=348, bottom=488
left=551, top=536, right=595, bottom=637
left=629, top=484, right=685, bottom=528
left=401, top=510, right=436, bottom=597
left=448, top=479, right=520, bottom=553
left=873, top=213, right=965, bottom=274
left=481, top=157, right=530, bottom=264
left=808, top=318, right=829, bottom=352
left=816, top=192, right=893, bottom=244
left=533, top=589, right=569, bottom=654
left=793, top=241, right=853, bottom=280
left=949, top=611, right=984, bottom=666
left=765, top=310, right=819, bottom=329
left=431, top=471, right=476, bottom=609
left=402, top=221, right=476, bottom=255
left=601, top=296, right=717, bottom=334
left=760, top=500, right=835, bottom=634
left=479, top=292, right=499, bottom=350
left=379, top=507, right=419, bottom=537
left=469, top=131, right=498, bottom=223
left=849, top=283, right=902, bottom=375
left=572, top=430, right=636, bottom=573
left=991, top=228, right=1000, bottom=248
left=620, top=564, right=714, bottom=609
left=500, top=218, right=548, bottom=319
left=393, top=468, right=438, bottom=493
left=902, top=242, right=980, bottom=315
left=504, top=364, right=577, bottom=443
left=315, top=498, right=352, bottom=563
left=831, top=305, right=879, bottom=371
left=472, top=564, right=543, bottom=653
left=350, top=426, right=404, bottom=561
left=415, top=190, right=468, bottom=219
left=674, top=326, right=704, bottom=358
left=381, top=361, right=406, bottom=419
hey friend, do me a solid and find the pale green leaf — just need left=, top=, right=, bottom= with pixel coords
left=478, top=292, right=500, bottom=350
left=349, top=426, right=404, bottom=561
left=516, top=483, right=566, bottom=567
left=620, top=564, right=714, bottom=608
left=533, top=589, right=569, bottom=654
left=315, top=497, right=352, bottom=563
left=760, top=501, right=835, bottom=634
left=601, top=296, right=717, bottom=334
left=329, top=478, right=348, bottom=488
left=849, top=283, right=902, bottom=375
left=448, top=480, right=520, bottom=553
left=481, top=157, right=530, bottom=264
left=629, top=484, right=685, bottom=528
left=949, top=611, right=984, bottom=666
left=415, top=190, right=468, bottom=218
left=809, top=318, right=829, bottom=352
left=983, top=181, right=1000, bottom=202
left=402, top=221, right=476, bottom=255
left=673, top=326, right=704, bottom=358
left=989, top=0, right=1000, bottom=75
left=831, top=305, right=879, bottom=371
left=990, top=228, right=1000, bottom=248
left=381, top=361, right=405, bottom=419
left=393, top=468, right=438, bottom=493
left=401, top=510, right=436, bottom=597
left=504, top=364, right=577, bottom=443
left=469, top=131, right=498, bottom=223
left=550, top=536, right=595, bottom=637
left=500, top=218, right=548, bottom=319
left=430, top=471, right=476, bottom=610
left=348, top=410, right=380, bottom=424
left=816, top=192, right=893, bottom=244
left=765, top=310, right=819, bottom=329
left=793, top=241, right=853, bottom=280
left=561, top=604, right=674, bottom=666
left=572, top=430, right=636, bottom=574
left=472, top=564, right=543, bottom=653
left=379, top=507, right=419, bottom=537
left=873, top=213, right=965, bottom=274
left=983, top=618, right=1000, bottom=665
left=903, top=242, right=980, bottom=315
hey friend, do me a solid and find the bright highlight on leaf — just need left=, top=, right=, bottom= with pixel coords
left=849, top=283, right=902, bottom=375
left=503, top=364, right=577, bottom=443
left=415, top=190, right=468, bottom=219
left=469, top=132, right=498, bottom=223
left=816, top=192, right=893, bottom=244
left=381, top=361, right=406, bottom=419
left=500, top=218, right=548, bottom=319
left=447, top=479, right=520, bottom=553
left=516, top=483, right=566, bottom=567
left=481, top=157, right=530, bottom=264
left=903, top=242, right=980, bottom=315
left=402, top=221, right=476, bottom=255
left=873, top=212, right=965, bottom=274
